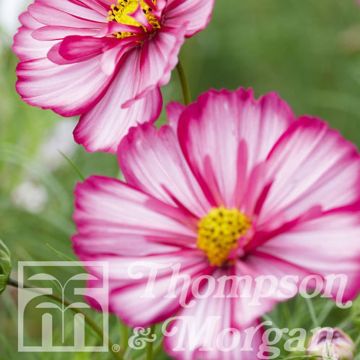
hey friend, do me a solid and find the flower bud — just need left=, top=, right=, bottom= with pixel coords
left=0, top=240, right=11, bottom=295
left=307, top=328, right=355, bottom=360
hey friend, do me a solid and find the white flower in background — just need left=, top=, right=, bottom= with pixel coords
left=10, top=121, right=77, bottom=213
left=307, top=328, right=355, bottom=360
left=1, top=1, right=76, bottom=213
left=39, top=120, right=77, bottom=171
left=0, top=0, right=28, bottom=36
left=11, top=181, right=48, bottom=214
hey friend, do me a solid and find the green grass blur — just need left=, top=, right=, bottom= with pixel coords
left=1, top=0, right=360, bottom=359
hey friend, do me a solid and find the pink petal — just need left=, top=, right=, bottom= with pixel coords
left=80, top=251, right=206, bottom=312
left=164, top=270, right=265, bottom=360
left=130, top=3, right=154, bottom=31
left=178, top=89, right=294, bottom=208
left=73, top=49, right=162, bottom=153
left=13, top=12, right=56, bottom=61
left=34, top=0, right=108, bottom=23
left=16, top=54, right=114, bottom=117
left=258, top=116, right=360, bottom=230
left=233, top=255, right=308, bottom=329
left=14, top=28, right=54, bottom=62
left=118, top=123, right=211, bottom=218
left=14, top=2, right=119, bottom=117
left=123, top=26, right=187, bottom=106
left=26, top=2, right=107, bottom=34
left=258, top=211, right=360, bottom=301
left=78, top=0, right=111, bottom=15
left=73, top=175, right=205, bottom=316
left=73, top=175, right=198, bottom=257
left=164, top=0, right=215, bottom=37
left=32, top=26, right=104, bottom=41
left=166, top=101, right=186, bottom=129
left=109, top=253, right=210, bottom=327
left=106, top=22, right=144, bottom=36
left=48, top=36, right=119, bottom=64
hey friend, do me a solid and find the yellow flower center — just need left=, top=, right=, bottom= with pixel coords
left=108, top=0, right=160, bottom=39
left=197, top=207, right=251, bottom=267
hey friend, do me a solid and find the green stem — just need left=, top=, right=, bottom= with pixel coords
left=59, top=151, right=85, bottom=181
left=146, top=325, right=155, bottom=360
left=176, top=60, right=192, bottom=105
left=119, top=321, right=129, bottom=356
left=305, top=298, right=319, bottom=328
left=355, top=331, right=360, bottom=347
left=317, top=301, right=334, bottom=326
left=262, top=315, right=290, bottom=341
left=8, top=278, right=123, bottom=360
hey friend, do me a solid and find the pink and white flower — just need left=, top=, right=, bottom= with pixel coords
left=307, top=328, right=355, bottom=360
left=73, top=88, right=360, bottom=359
left=13, top=0, right=214, bottom=153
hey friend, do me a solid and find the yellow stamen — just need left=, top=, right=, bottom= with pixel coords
left=197, top=207, right=251, bottom=267
left=107, top=0, right=160, bottom=39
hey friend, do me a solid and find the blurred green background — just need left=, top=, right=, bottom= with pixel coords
left=1, top=0, right=360, bottom=359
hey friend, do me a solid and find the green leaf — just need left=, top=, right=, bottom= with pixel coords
left=0, top=240, right=11, bottom=295
left=352, top=295, right=360, bottom=327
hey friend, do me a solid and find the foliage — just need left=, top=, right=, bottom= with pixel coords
left=0, top=240, right=11, bottom=294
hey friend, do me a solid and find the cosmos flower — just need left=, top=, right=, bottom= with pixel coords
left=13, top=0, right=214, bottom=152
left=73, top=88, right=360, bottom=358
left=307, top=328, right=355, bottom=360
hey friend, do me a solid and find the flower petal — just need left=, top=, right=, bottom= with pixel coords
left=32, top=0, right=108, bottom=23
left=32, top=26, right=105, bottom=41
left=164, top=0, right=215, bottom=37
left=13, top=0, right=123, bottom=118
left=13, top=12, right=55, bottom=61
left=108, top=253, right=210, bottom=327
left=166, top=101, right=186, bottom=129
left=73, top=49, right=162, bottom=153
left=122, top=26, right=186, bottom=106
left=48, top=36, right=119, bottom=64
left=73, top=175, right=204, bottom=314
left=233, top=255, right=308, bottom=329
left=164, top=270, right=265, bottom=360
left=118, top=123, right=211, bottom=218
left=258, top=117, right=360, bottom=230
left=73, top=175, right=198, bottom=257
left=178, top=89, right=294, bottom=208
left=258, top=211, right=360, bottom=301
left=16, top=54, right=114, bottom=117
